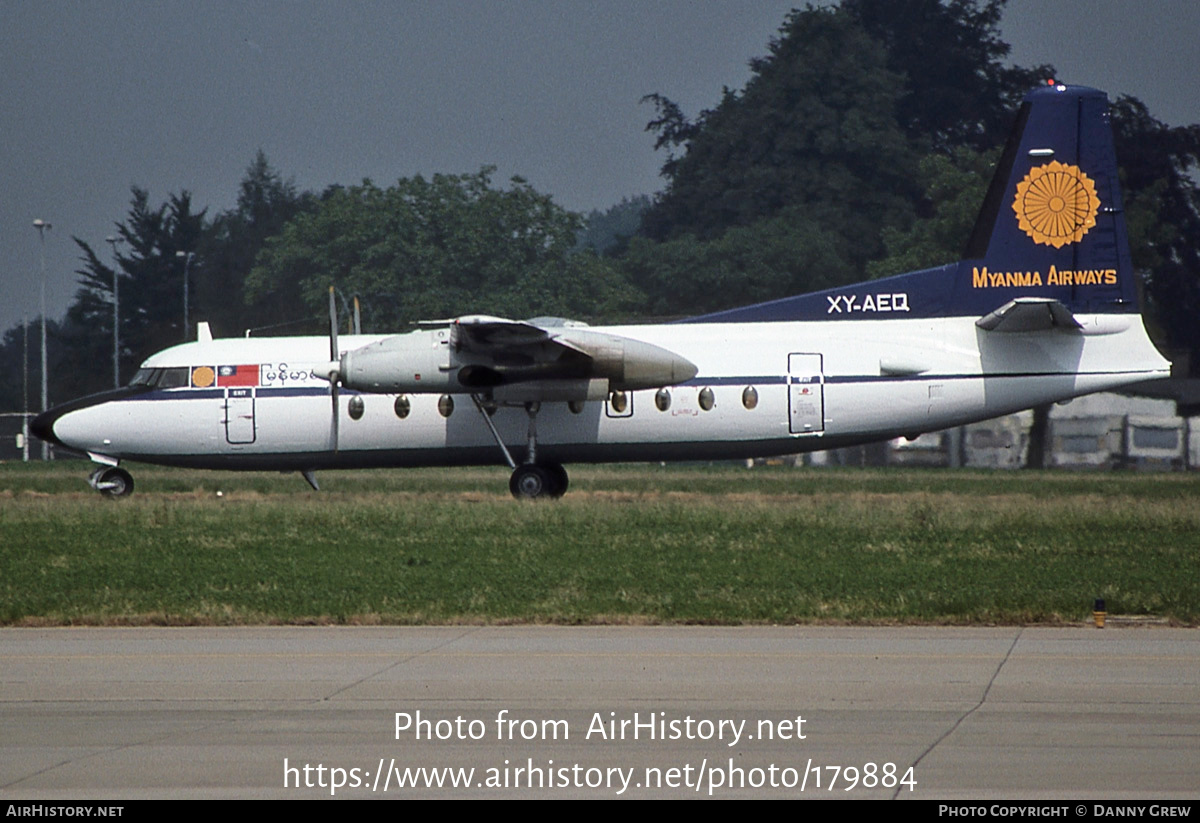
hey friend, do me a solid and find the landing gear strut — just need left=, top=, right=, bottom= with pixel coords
left=89, top=465, right=134, bottom=498
left=472, top=395, right=569, bottom=500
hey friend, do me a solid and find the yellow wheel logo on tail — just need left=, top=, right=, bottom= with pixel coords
left=1013, top=161, right=1100, bottom=248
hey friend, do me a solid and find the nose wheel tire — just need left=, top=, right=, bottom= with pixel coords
left=509, top=463, right=568, bottom=500
left=94, top=467, right=134, bottom=498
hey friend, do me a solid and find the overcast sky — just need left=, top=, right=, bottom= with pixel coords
left=3, top=0, right=1199, bottom=345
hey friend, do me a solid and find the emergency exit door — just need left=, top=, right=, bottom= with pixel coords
left=224, top=387, right=256, bottom=444
left=788, top=353, right=824, bottom=434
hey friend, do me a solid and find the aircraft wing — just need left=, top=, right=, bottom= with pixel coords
left=339, top=315, right=698, bottom=397
left=447, top=315, right=588, bottom=357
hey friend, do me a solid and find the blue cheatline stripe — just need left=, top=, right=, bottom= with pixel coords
left=252, top=386, right=337, bottom=398
left=680, top=370, right=1148, bottom=388
left=678, top=376, right=786, bottom=387
left=119, top=369, right=1153, bottom=403
left=823, top=370, right=1152, bottom=384
left=129, top=386, right=341, bottom=401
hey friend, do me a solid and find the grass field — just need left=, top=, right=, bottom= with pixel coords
left=1, top=461, right=1197, bottom=626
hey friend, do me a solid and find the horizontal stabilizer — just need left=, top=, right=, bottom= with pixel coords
left=976, top=298, right=1081, bottom=333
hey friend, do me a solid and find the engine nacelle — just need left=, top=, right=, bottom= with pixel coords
left=337, top=326, right=698, bottom=396
left=340, top=330, right=457, bottom=393
left=556, top=329, right=698, bottom=390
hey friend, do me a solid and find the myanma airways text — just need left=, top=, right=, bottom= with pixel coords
left=971, top=265, right=1117, bottom=288
left=586, top=712, right=806, bottom=747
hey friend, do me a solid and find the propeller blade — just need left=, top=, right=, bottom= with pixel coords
left=328, top=286, right=339, bottom=364
left=353, top=295, right=361, bottom=335
left=328, top=286, right=340, bottom=453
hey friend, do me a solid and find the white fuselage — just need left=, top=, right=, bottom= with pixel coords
left=49, top=314, right=1170, bottom=471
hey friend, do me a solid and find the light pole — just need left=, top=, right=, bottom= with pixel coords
left=176, top=251, right=194, bottom=342
left=33, top=219, right=51, bottom=460
left=22, top=316, right=29, bottom=462
left=107, top=236, right=122, bottom=388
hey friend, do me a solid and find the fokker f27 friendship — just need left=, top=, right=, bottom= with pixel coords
left=34, top=84, right=1171, bottom=498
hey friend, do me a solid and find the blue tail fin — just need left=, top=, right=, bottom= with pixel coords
left=956, top=82, right=1136, bottom=315
left=686, top=83, right=1138, bottom=324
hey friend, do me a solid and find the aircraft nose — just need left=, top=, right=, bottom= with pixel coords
left=29, top=385, right=154, bottom=452
left=30, top=408, right=63, bottom=447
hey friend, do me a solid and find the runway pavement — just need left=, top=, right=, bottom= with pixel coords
left=1, top=626, right=1197, bottom=799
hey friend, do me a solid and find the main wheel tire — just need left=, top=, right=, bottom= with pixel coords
left=510, top=464, right=554, bottom=500
left=98, top=467, right=134, bottom=498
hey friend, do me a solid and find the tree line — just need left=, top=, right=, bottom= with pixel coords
left=2, top=0, right=1197, bottom=420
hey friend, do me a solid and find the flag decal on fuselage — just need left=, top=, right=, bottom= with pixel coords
left=217, top=365, right=259, bottom=387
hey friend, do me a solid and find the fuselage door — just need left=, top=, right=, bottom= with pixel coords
left=224, top=387, right=256, bottom=444
left=788, top=352, right=824, bottom=435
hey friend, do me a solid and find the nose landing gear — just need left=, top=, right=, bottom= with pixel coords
left=88, top=466, right=134, bottom=498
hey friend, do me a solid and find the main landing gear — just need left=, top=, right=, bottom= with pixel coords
left=509, top=462, right=569, bottom=499
left=472, top=396, right=569, bottom=500
left=88, top=465, right=134, bottom=498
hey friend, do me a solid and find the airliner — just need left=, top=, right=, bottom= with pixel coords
left=33, top=83, right=1170, bottom=498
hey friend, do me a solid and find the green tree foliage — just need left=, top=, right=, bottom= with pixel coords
left=639, top=6, right=918, bottom=247
left=65, top=189, right=206, bottom=398
left=622, top=209, right=855, bottom=318
left=0, top=155, right=309, bottom=413
left=199, top=151, right=316, bottom=336
left=625, top=1, right=1052, bottom=316
left=842, top=0, right=1052, bottom=151
left=867, top=148, right=999, bottom=278
left=1108, top=97, right=1200, bottom=367
left=575, top=195, right=652, bottom=255
left=247, top=168, right=644, bottom=330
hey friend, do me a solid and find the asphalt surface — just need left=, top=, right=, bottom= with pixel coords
left=1, top=626, right=1197, bottom=799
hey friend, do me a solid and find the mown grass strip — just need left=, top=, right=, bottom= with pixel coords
left=1, top=463, right=1197, bottom=625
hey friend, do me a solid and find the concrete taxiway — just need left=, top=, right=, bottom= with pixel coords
left=1, top=626, right=1197, bottom=798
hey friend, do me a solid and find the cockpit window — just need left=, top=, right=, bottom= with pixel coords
left=157, top=367, right=190, bottom=388
left=129, top=367, right=191, bottom=388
